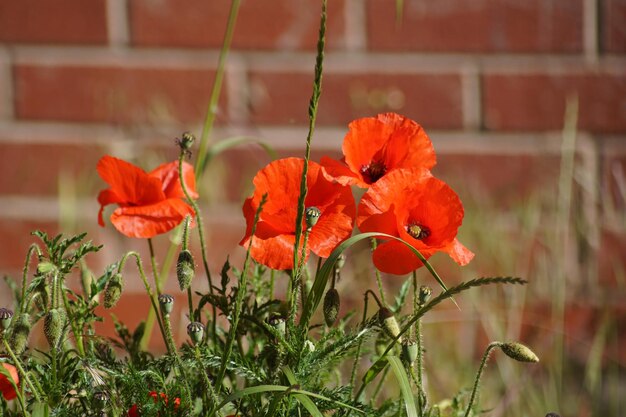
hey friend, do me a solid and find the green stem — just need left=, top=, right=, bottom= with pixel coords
left=179, top=152, right=218, bottom=347
left=2, top=338, right=42, bottom=403
left=61, top=288, right=85, bottom=357
left=194, top=346, right=222, bottom=416
left=120, top=252, right=169, bottom=353
left=464, top=342, right=500, bottom=417
left=290, top=229, right=311, bottom=326
left=371, top=239, right=386, bottom=306
left=350, top=291, right=370, bottom=390
left=195, top=0, right=241, bottom=176
left=162, top=313, right=178, bottom=356
left=215, top=194, right=267, bottom=394
left=19, top=244, right=41, bottom=314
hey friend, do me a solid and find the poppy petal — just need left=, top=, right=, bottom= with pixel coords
left=320, top=156, right=364, bottom=187
left=242, top=233, right=303, bottom=271
left=150, top=161, right=199, bottom=200
left=97, top=189, right=124, bottom=227
left=444, top=238, right=475, bottom=266
left=97, top=156, right=165, bottom=205
left=110, top=199, right=195, bottom=238
left=0, top=363, right=19, bottom=401
left=372, top=240, right=435, bottom=276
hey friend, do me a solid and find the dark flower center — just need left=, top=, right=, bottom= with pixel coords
left=407, top=223, right=430, bottom=240
left=360, top=160, right=387, bottom=184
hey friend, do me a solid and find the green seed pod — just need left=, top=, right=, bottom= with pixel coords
left=418, top=286, right=432, bottom=306
left=44, top=308, right=67, bottom=348
left=268, top=315, right=286, bottom=337
left=323, top=288, right=340, bottom=327
left=402, top=339, right=418, bottom=365
left=179, top=131, right=195, bottom=150
left=9, top=313, right=31, bottom=354
left=104, top=273, right=123, bottom=309
left=0, top=308, right=13, bottom=331
left=158, top=294, right=174, bottom=316
left=187, top=321, right=205, bottom=345
left=378, top=307, right=402, bottom=343
left=176, top=250, right=195, bottom=291
left=305, top=206, right=321, bottom=229
left=500, top=342, right=539, bottom=363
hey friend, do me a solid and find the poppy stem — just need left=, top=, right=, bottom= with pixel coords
left=178, top=152, right=218, bottom=347
left=119, top=252, right=169, bottom=354
left=2, top=338, right=42, bottom=403
left=412, top=271, right=426, bottom=414
left=370, top=239, right=387, bottom=306
left=19, top=244, right=41, bottom=315
left=463, top=342, right=501, bottom=417
left=350, top=290, right=371, bottom=390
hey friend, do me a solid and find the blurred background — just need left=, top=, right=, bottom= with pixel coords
left=0, top=0, right=624, bottom=415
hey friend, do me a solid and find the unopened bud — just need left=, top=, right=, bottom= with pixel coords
left=187, top=322, right=205, bottom=345
left=0, top=308, right=13, bottom=331
left=44, top=308, right=67, bottom=348
left=9, top=313, right=31, bottom=354
left=418, top=286, right=432, bottom=306
left=176, top=250, right=195, bottom=291
left=305, top=207, right=321, bottom=229
left=500, top=342, right=539, bottom=363
left=378, top=308, right=402, bottom=343
left=402, top=339, right=418, bottom=365
left=323, top=288, right=340, bottom=327
left=104, top=273, right=123, bottom=309
left=158, top=294, right=174, bottom=316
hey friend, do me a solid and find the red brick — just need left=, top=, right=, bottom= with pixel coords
left=248, top=71, right=463, bottom=128
left=602, top=0, right=626, bottom=53
left=482, top=72, right=626, bottom=133
left=129, top=0, right=346, bottom=50
left=0, top=142, right=104, bottom=196
left=367, top=0, right=583, bottom=53
left=14, top=65, right=220, bottom=124
left=0, top=0, right=108, bottom=44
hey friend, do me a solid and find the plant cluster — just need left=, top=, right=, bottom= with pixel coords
left=0, top=2, right=540, bottom=416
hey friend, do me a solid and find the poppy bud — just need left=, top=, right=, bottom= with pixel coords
left=187, top=321, right=205, bottom=345
left=418, top=286, right=432, bottom=306
left=179, top=131, right=195, bottom=150
left=323, top=288, right=340, bottom=327
left=305, top=207, right=321, bottom=229
left=104, top=273, right=123, bottom=309
left=0, top=308, right=13, bottom=331
left=158, top=294, right=175, bottom=316
left=401, top=339, right=418, bottom=365
left=378, top=307, right=402, bottom=343
left=9, top=313, right=31, bottom=354
left=500, top=342, right=539, bottom=363
left=268, top=315, right=285, bottom=337
left=44, top=308, right=67, bottom=348
left=176, top=250, right=195, bottom=291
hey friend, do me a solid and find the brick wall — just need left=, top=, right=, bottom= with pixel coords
left=0, top=0, right=624, bottom=352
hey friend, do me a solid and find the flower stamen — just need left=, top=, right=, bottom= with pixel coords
left=407, top=223, right=430, bottom=240
left=360, top=160, right=387, bottom=184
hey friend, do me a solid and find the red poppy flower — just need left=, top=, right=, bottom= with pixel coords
left=97, top=156, right=199, bottom=238
left=357, top=168, right=474, bottom=275
left=0, top=362, right=19, bottom=401
left=240, top=158, right=356, bottom=270
left=321, top=113, right=436, bottom=187
left=127, top=391, right=180, bottom=416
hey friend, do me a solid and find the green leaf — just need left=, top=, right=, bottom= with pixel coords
left=388, top=355, right=417, bottom=417
left=205, top=136, right=277, bottom=166
left=301, top=232, right=450, bottom=329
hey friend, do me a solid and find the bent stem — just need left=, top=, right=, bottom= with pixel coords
left=3, top=338, right=42, bottom=403
left=463, top=342, right=501, bottom=417
left=120, top=251, right=169, bottom=353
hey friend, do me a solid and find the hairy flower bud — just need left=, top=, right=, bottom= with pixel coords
left=158, top=294, right=175, bottom=316
left=187, top=322, right=205, bottom=345
left=0, top=308, right=13, bottom=331
left=402, top=339, right=418, bottom=365
left=176, top=250, right=195, bottom=291
left=44, top=308, right=67, bottom=348
left=305, top=206, right=321, bottom=229
left=104, top=273, right=123, bottom=309
left=178, top=131, right=195, bottom=150
left=9, top=313, right=31, bottom=354
left=323, top=288, right=340, bottom=327
left=500, top=342, right=539, bottom=363
left=378, top=307, right=402, bottom=343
